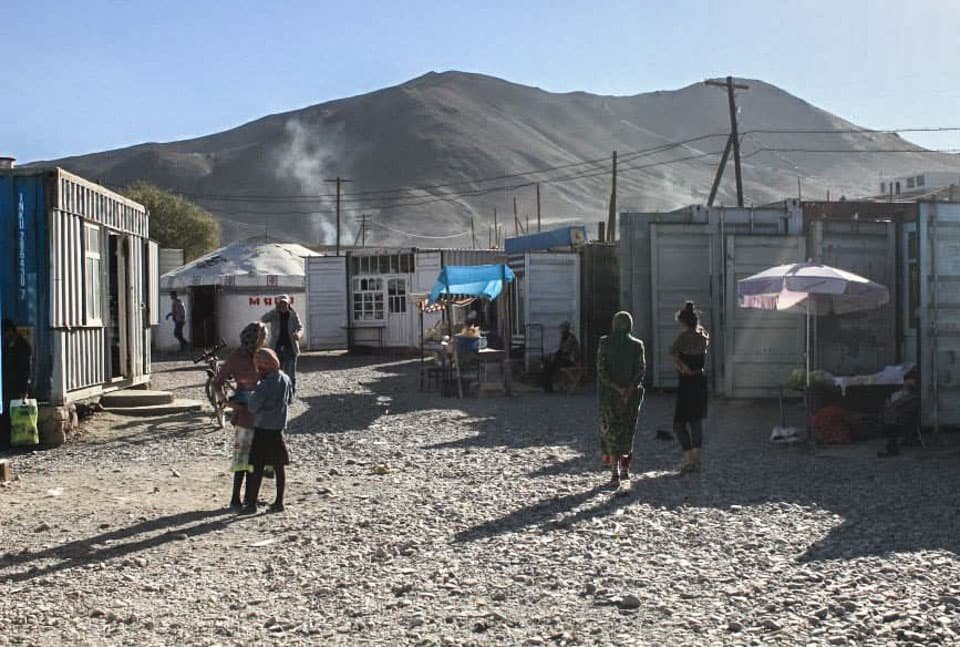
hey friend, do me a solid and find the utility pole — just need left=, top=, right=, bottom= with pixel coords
left=606, top=151, right=617, bottom=241
left=536, top=183, right=542, bottom=232
left=707, top=135, right=734, bottom=207
left=513, top=196, right=520, bottom=236
left=493, top=208, right=498, bottom=248
left=705, top=76, right=749, bottom=207
left=797, top=176, right=802, bottom=202
left=324, top=176, right=352, bottom=255
left=471, top=216, right=476, bottom=249
left=360, top=213, right=367, bottom=246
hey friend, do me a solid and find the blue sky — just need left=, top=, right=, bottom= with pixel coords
left=3, top=0, right=959, bottom=161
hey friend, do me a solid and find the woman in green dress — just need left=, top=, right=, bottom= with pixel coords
left=597, top=311, right=646, bottom=486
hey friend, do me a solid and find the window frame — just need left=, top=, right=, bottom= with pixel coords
left=351, top=276, right=385, bottom=322
left=83, top=223, right=104, bottom=326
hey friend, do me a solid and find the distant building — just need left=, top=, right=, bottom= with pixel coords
left=879, top=172, right=960, bottom=197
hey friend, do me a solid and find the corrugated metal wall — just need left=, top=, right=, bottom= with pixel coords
left=580, top=244, right=619, bottom=376
left=620, top=205, right=801, bottom=393
left=56, top=328, right=108, bottom=392
left=918, top=202, right=960, bottom=428
left=51, top=170, right=151, bottom=402
left=810, top=219, right=898, bottom=376
left=723, top=235, right=806, bottom=398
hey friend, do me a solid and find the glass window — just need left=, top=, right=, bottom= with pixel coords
left=84, top=224, right=103, bottom=324
left=388, top=278, right=407, bottom=313
left=907, top=177, right=915, bottom=189
left=352, top=276, right=384, bottom=321
left=916, top=175, right=925, bottom=187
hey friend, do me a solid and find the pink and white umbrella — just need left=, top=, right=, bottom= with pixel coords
left=738, top=262, right=890, bottom=388
left=738, top=262, right=889, bottom=315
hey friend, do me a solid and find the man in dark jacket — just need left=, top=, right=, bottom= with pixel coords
left=542, top=321, right=580, bottom=393
left=2, top=319, right=32, bottom=450
left=261, top=295, right=303, bottom=396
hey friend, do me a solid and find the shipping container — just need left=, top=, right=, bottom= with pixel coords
left=619, top=203, right=802, bottom=394
left=0, top=166, right=156, bottom=409
left=507, top=252, right=580, bottom=371
left=579, top=243, right=619, bottom=377
left=917, top=201, right=960, bottom=429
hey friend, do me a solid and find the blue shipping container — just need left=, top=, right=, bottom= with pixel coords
left=0, top=172, right=51, bottom=401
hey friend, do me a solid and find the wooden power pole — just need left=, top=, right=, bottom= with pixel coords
left=606, top=151, right=617, bottom=241
left=513, top=196, right=520, bottom=236
left=536, top=183, right=542, bottom=232
left=324, top=176, right=352, bottom=255
left=705, top=76, right=749, bottom=207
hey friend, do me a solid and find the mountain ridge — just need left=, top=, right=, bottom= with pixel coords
left=34, top=71, right=960, bottom=246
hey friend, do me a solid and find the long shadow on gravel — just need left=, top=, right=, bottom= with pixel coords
left=453, top=484, right=610, bottom=543
left=85, top=411, right=214, bottom=447
left=0, top=508, right=238, bottom=584
left=295, top=354, right=960, bottom=561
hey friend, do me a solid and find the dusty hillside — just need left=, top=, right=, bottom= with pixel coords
left=39, top=71, right=960, bottom=246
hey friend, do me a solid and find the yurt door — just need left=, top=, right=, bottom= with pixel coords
left=386, top=277, right=409, bottom=346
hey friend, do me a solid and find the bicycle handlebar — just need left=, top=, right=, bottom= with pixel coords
left=192, top=342, right=227, bottom=364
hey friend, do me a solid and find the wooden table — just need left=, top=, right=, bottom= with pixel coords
left=459, top=347, right=512, bottom=396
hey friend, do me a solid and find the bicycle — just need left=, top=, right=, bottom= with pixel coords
left=193, top=342, right=232, bottom=429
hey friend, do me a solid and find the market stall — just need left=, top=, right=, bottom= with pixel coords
left=420, top=264, right=515, bottom=399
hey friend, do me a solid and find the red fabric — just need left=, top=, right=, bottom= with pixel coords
left=812, top=406, right=852, bottom=444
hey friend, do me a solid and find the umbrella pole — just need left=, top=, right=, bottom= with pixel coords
left=805, top=301, right=813, bottom=444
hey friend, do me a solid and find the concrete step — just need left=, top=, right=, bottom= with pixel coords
left=103, top=399, right=205, bottom=417
left=101, top=389, right=175, bottom=408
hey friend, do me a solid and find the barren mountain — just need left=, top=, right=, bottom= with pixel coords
left=38, top=71, right=960, bottom=246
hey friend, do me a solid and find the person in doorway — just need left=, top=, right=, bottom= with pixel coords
left=597, top=311, right=646, bottom=487
left=261, top=295, right=303, bottom=396
left=670, top=302, right=710, bottom=473
left=542, top=321, right=580, bottom=393
left=214, top=322, right=267, bottom=511
left=243, top=348, right=294, bottom=513
left=1, top=319, right=32, bottom=451
left=165, top=292, right=188, bottom=352
left=877, top=367, right=921, bottom=458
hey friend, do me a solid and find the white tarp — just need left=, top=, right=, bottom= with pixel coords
left=160, top=240, right=321, bottom=289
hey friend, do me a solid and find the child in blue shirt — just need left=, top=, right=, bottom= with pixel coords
left=243, top=348, right=294, bottom=513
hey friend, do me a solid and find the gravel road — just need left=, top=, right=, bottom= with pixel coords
left=2, top=353, right=959, bottom=646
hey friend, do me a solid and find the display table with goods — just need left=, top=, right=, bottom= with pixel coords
left=783, top=365, right=912, bottom=444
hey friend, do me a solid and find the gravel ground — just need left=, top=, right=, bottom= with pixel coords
left=2, top=352, right=960, bottom=646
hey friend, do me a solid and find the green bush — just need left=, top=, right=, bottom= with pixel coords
left=124, top=182, right=219, bottom=261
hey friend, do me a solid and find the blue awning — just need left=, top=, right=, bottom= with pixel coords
left=427, top=264, right=515, bottom=304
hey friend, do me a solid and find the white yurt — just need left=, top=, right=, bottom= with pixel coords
left=156, top=237, right=321, bottom=352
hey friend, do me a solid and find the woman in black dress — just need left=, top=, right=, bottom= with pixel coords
left=670, top=302, right=710, bottom=473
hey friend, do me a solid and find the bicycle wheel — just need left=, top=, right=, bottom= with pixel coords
left=205, top=379, right=226, bottom=429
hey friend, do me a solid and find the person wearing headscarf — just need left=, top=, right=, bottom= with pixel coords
left=596, top=311, right=646, bottom=486
left=214, top=322, right=267, bottom=511
left=244, top=348, right=294, bottom=513
left=670, top=301, right=710, bottom=473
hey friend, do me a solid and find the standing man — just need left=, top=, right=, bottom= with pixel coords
left=2, top=319, right=32, bottom=450
left=261, top=295, right=303, bottom=396
left=165, top=291, right=189, bottom=353
left=542, top=321, right=580, bottom=393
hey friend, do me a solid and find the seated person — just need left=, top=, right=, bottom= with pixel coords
left=877, top=367, right=920, bottom=458
left=543, top=321, right=580, bottom=393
